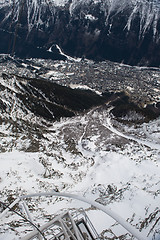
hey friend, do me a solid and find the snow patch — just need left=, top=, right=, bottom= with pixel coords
left=85, top=14, right=97, bottom=21
left=69, top=84, right=102, bottom=95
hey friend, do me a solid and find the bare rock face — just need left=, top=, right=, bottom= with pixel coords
left=0, top=0, right=160, bottom=66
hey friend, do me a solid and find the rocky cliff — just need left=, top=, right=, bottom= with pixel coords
left=0, top=0, right=160, bottom=66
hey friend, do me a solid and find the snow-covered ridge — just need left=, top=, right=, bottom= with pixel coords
left=0, top=0, right=160, bottom=64
left=0, top=0, right=160, bottom=38
left=0, top=0, right=68, bottom=7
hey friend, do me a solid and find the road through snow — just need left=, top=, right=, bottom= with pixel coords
left=102, top=110, right=160, bottom=151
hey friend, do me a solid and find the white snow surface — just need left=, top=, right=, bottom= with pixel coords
left=0, top=58, right=160, bottom=239
left=0, top=101, right=160, bottom=239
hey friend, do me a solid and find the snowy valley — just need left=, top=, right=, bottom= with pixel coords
left=0, top=55, right=160, bottom=239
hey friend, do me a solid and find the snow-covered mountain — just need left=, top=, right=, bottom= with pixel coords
left=0, top=0, right=160, bottom=66
left=0, top=55, right=160, bottom=239
left=0, top=1, right=160, bottom=238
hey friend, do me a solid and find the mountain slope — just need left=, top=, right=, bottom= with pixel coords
left=0, top=56, right=160, bottom=239
left=0, top=72, right=109, bottom=121
left=0, top=0, right=160, bottom=65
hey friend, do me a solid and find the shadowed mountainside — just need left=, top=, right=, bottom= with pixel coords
left=0, top=0, right=160, bottom=66
left=1, top=72, right=160, bottom=122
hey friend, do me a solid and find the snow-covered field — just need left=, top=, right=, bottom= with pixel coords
left=0, top=103, right=160, bottom=239
left=0, top=56, right=160, bottom=239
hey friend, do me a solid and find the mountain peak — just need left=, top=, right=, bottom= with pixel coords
left=0, top=0, right=160, bottom=65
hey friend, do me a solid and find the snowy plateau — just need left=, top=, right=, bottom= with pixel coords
left=0, top=54, right=159, bottom=240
